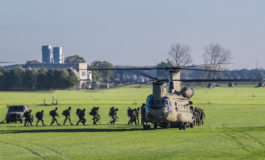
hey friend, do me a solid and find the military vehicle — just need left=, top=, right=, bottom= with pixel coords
left=83, top=66, right=260, bottom=130
left=6, top=105, right=29, bottom=123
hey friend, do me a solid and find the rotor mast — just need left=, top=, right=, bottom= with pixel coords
left=168, top=70, right=181, bottom=93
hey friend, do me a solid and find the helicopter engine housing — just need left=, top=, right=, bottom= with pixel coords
left=181, top=87, right=194, bottom=98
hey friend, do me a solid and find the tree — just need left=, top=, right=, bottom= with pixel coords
left=91, top=61, right=114, bottom=83
left=23, top=69, right=39, bottom=89
left=168, top=43, right=192, bottom=67
left=203, top=43, right=231, bottom=78
left=65, top=55, right=86, bottom=64
left=26, top=60, right=40, bottom=64
left=156, top=60, right=174, bottom=78
left=5, top=67, right=25, bottom=89
left=87, top=65, right=101, bottom=82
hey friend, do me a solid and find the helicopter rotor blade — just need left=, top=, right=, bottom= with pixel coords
left=0, top=61, right=15, bottom=63
left=126, top=70, right=158, bottom=80
left=80, top=66, right=224, bottom=72
left=169, top=79, right=261, bottom=82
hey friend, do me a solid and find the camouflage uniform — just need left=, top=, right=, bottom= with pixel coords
left=50, top=107, right=61, bottom=126
left=24, top=110, right=33, bottom=127
left=90, top=107, right=100, bottom=125
left=140, top=103, right=146, bottom=125
left=110, top=107, right=118, bottom=125
left=63, top=107, right=73, bottom=125
left=129, top=109, right=137, bottom=125
left=136, top=107, right=140, bottom=125
left=76, top=108, right=86, bottom=126
left=127, top=107, right=133, bottom=125
left=36, top=110, right=45, bottom=126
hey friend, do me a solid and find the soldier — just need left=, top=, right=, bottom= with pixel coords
left=127, top=107, right=133, bottom=125
left=141, top=103, right=146, bottom=125
left=50, top=107, right=61, bottom=126
left=62, top=106, right=73, bottom=126
left=76, top=108, right=86, bottom=126
left=109, top=106, right=114, bottom=124
left=110, top=107, right=119, bottom=125
left=135, top=107, right=140, bottom=125
left=36, top=110, right=45, bottom=126
left=128, top=108, right=137, bottom=125
left=90, top=106, right=100, bottom=125
left=23, top=109, right=33, bottom=127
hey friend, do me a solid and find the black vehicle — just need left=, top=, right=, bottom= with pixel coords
left=6, top=105, right=29, bottom=123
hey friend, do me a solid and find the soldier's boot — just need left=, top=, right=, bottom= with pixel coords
left=82, top=119, right=86, bottom=125
left=63, top=118, right=67, bottom=125
left=69, top=119, right=74, bottom=126
left=57, top=121, right=61, bottom=126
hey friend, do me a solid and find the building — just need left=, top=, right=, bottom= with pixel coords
left=25, top=63, right=92, bottom=89
left=42, top=45, right=53, bottom=64
left=53, top=47, right=64, bottom=64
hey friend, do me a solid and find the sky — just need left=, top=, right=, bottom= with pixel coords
left=1, top=0, right=265, bottom=69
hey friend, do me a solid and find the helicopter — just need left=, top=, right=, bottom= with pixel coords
left=83, top=66, right=260, bottom=130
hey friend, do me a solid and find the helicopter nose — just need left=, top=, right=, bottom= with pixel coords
left=147, top=108, right=166, bottom=121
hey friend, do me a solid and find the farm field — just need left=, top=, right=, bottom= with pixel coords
left=0, top=86, right=265, bottom=160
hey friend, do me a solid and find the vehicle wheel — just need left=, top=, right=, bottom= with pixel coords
left=154, top=123, right=158, bottom=129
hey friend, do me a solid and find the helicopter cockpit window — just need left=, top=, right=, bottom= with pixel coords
left=162, top=98, right=170, bottom=106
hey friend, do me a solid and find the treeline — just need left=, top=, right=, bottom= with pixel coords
left=88, top=61, right=150, bottom=84
left=0, top=67, right=78, bottom=90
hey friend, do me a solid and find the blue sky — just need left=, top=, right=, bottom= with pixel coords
left=1, top=0, right=265, bottom=69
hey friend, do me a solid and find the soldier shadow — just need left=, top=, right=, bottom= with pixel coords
left=0, top=127, right=146, bottom=134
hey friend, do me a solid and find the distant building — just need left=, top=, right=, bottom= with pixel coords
left=42, top=45, right=53, bottom=64
left=53, top=47, right=64, bottom=64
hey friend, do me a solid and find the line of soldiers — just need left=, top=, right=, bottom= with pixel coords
left=190, top=106, right=205, bottom=126
left=23, top=106, right=103, bottom=127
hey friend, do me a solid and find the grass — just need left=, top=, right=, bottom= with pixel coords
left=0, top=86, right=265, bottom=160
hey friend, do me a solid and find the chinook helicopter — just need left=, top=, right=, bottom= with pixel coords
left=85, top=66, right=260, bottom=130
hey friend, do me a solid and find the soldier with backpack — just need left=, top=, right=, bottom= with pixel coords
left=127, top=107, right=133, bottom=125
left=135, top=107, right=140, bottom=125
left=62, top=106, right=73, bottom=126
left=50, top=107, right=61, bottom=126
left=23, top=109, right=33, bottom=127
left=76, top=108, right=86, bottom=126
left=140, top=103, right=146, bottom=125
left=109, top=107, right=118, bottom=125
left=36, top=110, right=45, bottom=126
left=89, top=106, right=100, bottom=125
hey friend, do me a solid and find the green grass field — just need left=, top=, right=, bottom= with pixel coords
left=0, top=86, right=265, bottom=160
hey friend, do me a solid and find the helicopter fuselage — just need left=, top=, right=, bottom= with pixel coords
left=145, top=93, right=194, bottom=127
